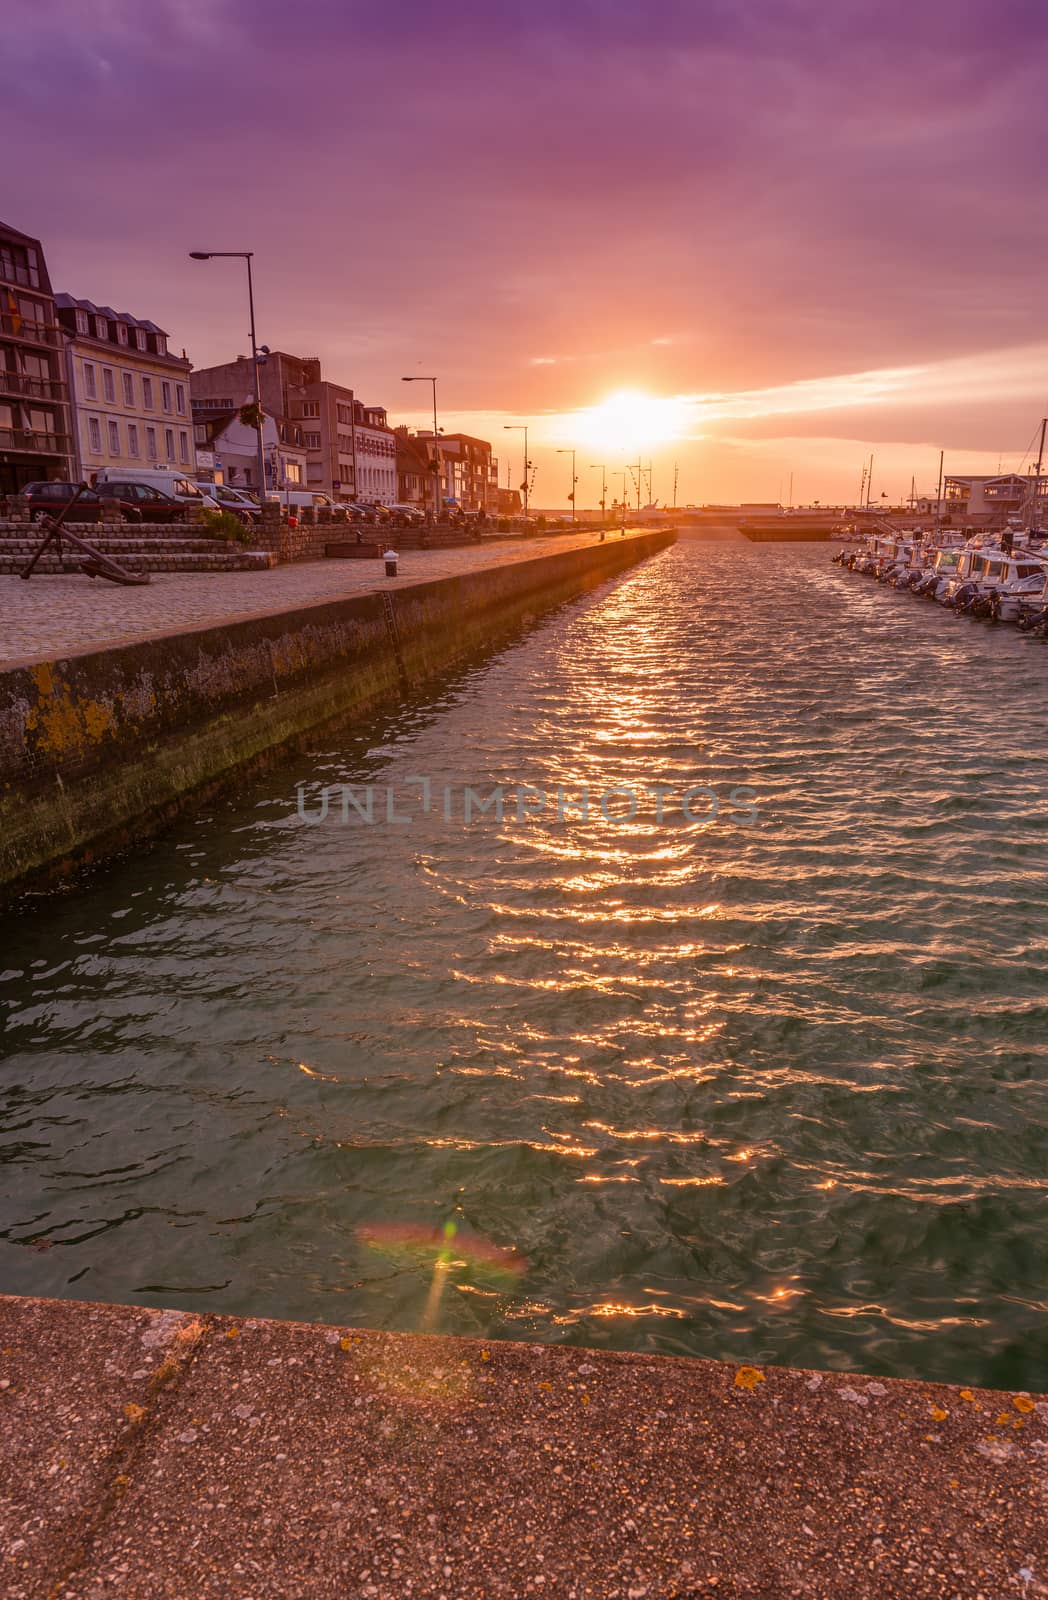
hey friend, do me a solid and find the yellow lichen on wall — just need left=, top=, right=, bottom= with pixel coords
left=23, top=663, right=117, bottom=759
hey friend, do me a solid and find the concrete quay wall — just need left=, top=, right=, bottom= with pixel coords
left=0, top=528, right=673, bottom=896
left=1, top=1294, right=1044, bottom=1599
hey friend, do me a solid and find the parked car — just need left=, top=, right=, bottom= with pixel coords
left=94, top=466, right=220, bottom=511
left=269, top=490, right=340, bottom=515
left=204, top=483, right=259, bottom=527
left=20, top=480, right=142, bottom=524
left=341, top=501, right=381, bottom=524
left=385, top=503, right=426, bottom=525
left=94, top=480, right=188, bottom=524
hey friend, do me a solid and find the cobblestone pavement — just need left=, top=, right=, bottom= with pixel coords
left=1, top=532, right=636, bottom=667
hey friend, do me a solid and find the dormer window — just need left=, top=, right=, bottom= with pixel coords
left=116, top=322, right=129, bottom=346
left=75, top=309, right=90, bottom=335
left=155, top=334, right=167, bottom=356
left=135, top=328, right=147, bottom=351
left=94, top=314, right=108, bottom=339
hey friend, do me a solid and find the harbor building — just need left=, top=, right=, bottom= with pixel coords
left=55, top=294, right=195, bottom=482
left=396, top=428, right=498, bottom=512
left=943, top=473, right=1048, bottom=522
left=191, top=352, right=395, bottom=502
left=192, top=405, right=308, bottom=493
left=0, top=221, right=75, bottom=494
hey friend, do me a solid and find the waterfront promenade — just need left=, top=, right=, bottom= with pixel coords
left=2, top=1295, right=1043, bottom=1599
left=0, top=531, right=625, bottom=669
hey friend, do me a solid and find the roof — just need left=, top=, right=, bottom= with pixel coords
left=0, top=220, right=44, bottom=250
left=54, top=293, right=169, bottom=337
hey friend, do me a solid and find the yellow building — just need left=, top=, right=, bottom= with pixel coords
left=56, top=294, right=195, bottom=482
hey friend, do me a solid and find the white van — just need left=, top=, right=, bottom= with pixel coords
left=95, top=466, right=220, bottom=510
left=270, top=489, right=341, bottom=514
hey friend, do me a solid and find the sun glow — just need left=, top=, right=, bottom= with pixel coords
left=572, top=388, right=693, bottom=453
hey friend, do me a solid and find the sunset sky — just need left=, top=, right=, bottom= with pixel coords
left=7, top=0, right=1048, bottom=507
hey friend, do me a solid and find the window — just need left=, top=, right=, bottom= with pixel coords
left=94, top=314, right=108, bottom=339
left=178, top=430, right=189, bottom=464
left=337, top=404, right=351, bottom=425
left=122, top=371, right=135, bottom=407
left=302, top=402, right=320, bottom=418
left=116, top=323, right=129, bottom=346
left=304, top=432, right=321, bottom=449
left=194, top=423, right=207, bottom=443
left=156, top=334, right=166, bottom=355
left=83, top=361, right=97, bottom=399
left=142, top=377, right=154, bottom=409
left=285, top=462, right=301, bottom=484
left=108, top=419, right=120, bottom=454
left=164, top=427, right=175, bottom=459
left=175, top=383, right=186, bottom=414
left=146, top=425, right=157, bottom=459
left=161, top=381, right=172, bottom=412
left=102, top=367, right=115, bottom=404
left=135, top=328, right=147, bottom=351
left=88, top=416, right=103, bottom=453
left=128, top=423, right=139, bottom=457
left=28, top=408, right=54, bottom=438
left=75, top=308, right=90, bottom=335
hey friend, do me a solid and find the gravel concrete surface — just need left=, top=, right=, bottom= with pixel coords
left=0, top=1296, right=1045, bottom=1599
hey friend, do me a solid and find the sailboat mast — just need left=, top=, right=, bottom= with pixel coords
left=1031, top=416, right=1047, bottom=527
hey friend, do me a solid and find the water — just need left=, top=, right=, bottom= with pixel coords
left=3, top=540, right=1048, bottom=1388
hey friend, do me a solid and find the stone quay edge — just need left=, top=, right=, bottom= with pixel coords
left=0, top=1294, right=1044, bottom=1599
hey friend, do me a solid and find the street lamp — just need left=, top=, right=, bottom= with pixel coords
left=556, top=447, right=577, bottom=522
left=402, top=376, right=440, bottom=518
left=590, top=463, right=607, bottom=521
left=189, top=251, right=266, bottom=501
left=504, top=425, right=529, bottom=517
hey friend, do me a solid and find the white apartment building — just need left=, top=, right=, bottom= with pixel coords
left=352, top=406, right=397, bottom=503
left=55, top=294, right=195, bottom=482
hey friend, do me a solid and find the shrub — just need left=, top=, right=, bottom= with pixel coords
left=201, top=508, right=251, bottom=545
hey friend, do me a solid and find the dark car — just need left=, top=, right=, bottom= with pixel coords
left=20, top=481, right=142, bottom=524
left=94, top=481, right=188, bottom=524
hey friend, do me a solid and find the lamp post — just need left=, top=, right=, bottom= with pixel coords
left=590, top=463, right=607, bottom=522
left=504, top=424, right=529, bottom=517
left=402, top=376, right=440, bottom=518
left=614, top=470, right=628, bottom=524
left=556, top=447, right=577, bottom=522
left=189, top=251, right=266, bottom=501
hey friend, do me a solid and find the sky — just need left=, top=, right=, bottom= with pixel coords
left=6, top=0, right=1048, bottom=507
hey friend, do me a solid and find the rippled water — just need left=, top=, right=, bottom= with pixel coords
left=3, top=540, right=1048, bottom=1387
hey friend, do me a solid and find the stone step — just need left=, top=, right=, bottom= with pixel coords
left=0, top=536, right=250, bottom=557
left=0, top=549, right=275, bottom=575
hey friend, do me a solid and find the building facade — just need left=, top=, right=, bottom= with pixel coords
left=192, top=405, right=308, bottom=492
left=55, top=295, right=194, bottom=482
left=396, top=429, right=498, bottom=512
left=943, top=473, right=1048, bottom=522
left=0, top=221, right=74, bottom=494
left=191, top=351, right=395, bottom=502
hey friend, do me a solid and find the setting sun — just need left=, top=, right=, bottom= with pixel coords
left=570, top=389, right=694, bottom=454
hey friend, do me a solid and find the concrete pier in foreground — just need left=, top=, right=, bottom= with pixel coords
left=0, top=528, right=672, bottom=896
left=1, top=1295, right=1044, bottom=1599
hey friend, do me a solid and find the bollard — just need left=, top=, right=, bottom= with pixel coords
left=383, top=548, right=399, bottom=577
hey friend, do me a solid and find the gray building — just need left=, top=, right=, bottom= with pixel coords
left=191, top=351, right=394, bottom=502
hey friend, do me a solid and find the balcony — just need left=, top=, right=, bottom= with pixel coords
left=0, top=370, right=66, bottom=402
left=0, top=426, right=72, bottom=456
left=0, top=313, right=60, bottom=348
